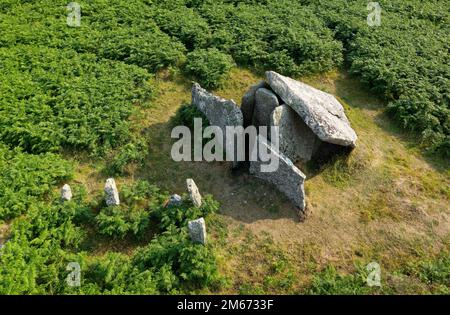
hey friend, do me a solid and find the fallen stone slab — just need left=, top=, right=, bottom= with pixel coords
left=266, top=71, right=357, bottom=147
left=192, top=83, right=244, bottom=166
left=249, top=135, right=306, bottom=212
left=241, top=80, right=268, bottom=127
left=252, top=87, right=280, bottom=129
left=271, top=105, right=319, bottom=163
left=186, top=178, right=202, bottom=207
left=188, top=217, right=207, bottom=244
left=60, top=184, right=73, bottom=202
left=105, top=178, right=120, bottom=206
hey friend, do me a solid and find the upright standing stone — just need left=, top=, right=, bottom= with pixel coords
left=188, top=217, right=207, bottom=244
left=105, top=178, right=120, bottom=206
left=192, top=83, right=244, bottom=168
left=241, top=80, right=268, bottom=127
left=60, top=184, right=73, bottom=202
left=249, top=135, right=307, bottom=212
left=271, top=105, right=320, bottom=163
left=186, top=178, right=202, bottom=207
left=252, top=87, right=280, bottom=128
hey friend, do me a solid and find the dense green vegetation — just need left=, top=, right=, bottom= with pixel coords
left=0, top=144, right=73, bottom=220
left=0, top=0, right=448, bottom=295
left=1, top=0, right=447, bottom=154
left=0, top=179, right=221, bottom=294
left=310, top=0, right=449, bottom=156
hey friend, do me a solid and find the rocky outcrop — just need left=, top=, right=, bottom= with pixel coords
left=266, top=71, right=357, bottom=147
left=249, top=135, right=306, bottom=212
left=188, top=217, right=207, bottom=244
left=186, top=178, right=202, bottom=207
left=189, top=72, right=358, bottom=219
left=105, top=178, right=120, bottom=206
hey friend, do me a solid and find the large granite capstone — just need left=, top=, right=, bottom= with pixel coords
left=266, top=71, right=357, bottom=147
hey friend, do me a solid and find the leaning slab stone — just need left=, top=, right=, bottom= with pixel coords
left=249, top=135, right=306, bottom=211
left=60, top=184, right=73, bottom=202
left=271, top=105, right=319, bottom=163
left=241, top=80, right=268, bottom=127
left=192, top=83, right=244, bottom=167
left=252, top=87, right=280, bottom=129
left=188, top=217, right=207, bottom=244
left=166, top=194, right=182, bottom=207
left=186, top=178, right=202, bottom=207
left=266, top=71, right=357, bottom=147
left=104, top=178, right=120, bottom=206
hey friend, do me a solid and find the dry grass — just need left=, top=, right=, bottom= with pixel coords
left=66, top=68, right=449, bottom=293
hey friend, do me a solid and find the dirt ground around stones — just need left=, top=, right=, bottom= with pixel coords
left=70, top=68, right=450, bottom=293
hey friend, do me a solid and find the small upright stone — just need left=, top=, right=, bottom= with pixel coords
left=188, top=217, right=207, bottom=244
left=105, top=178, right=120, bottom=206
left=166, top=194, right=182, bottom=207
left=60, top=184, right=73, bottom=202
left=186, top=178, right=202, bottom=207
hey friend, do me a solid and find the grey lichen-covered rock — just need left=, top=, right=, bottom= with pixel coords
left=188, top=217, right=207, bottom=244
left=252, top=88, right=280, bottom=129
left=266, top=71, right=357, bottom=147
left=186, top=178, right=202, bottom=207
left=192, top=83, right=243, bottom=129
left=249, top=135, right=306, bottom=211
left=271, top=105, right=320, bottom=163
left=104, top=178, right=120, bottom=206
left=192, top=83, right=244, bottom=167
left=166, top=194, right=182, bottom=207
left=60, top=184, right=73, bottom=202
left=241, top=80, right=268, bottom=127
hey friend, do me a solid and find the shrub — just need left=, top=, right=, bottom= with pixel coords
left=171, top=103, right=209, bottom=130
left=0, top=46, right=153, bottom=155
left=0, top=144, right=73, bottom=220
left=184, top=48, right=234, bottom=89
left=307, top=265, right=372, bottom=295
left=153, top=6, right=211, bottom=51
left=152, top=194, right=219, bottom=230
left=109, top=141, right=148, bottom=175
left=311, top=0, right=450, bottom=156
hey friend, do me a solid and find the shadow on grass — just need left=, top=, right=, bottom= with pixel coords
left=334, top=70, right=448, bottom=172
left=134, top=117, right=300, bottom=224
